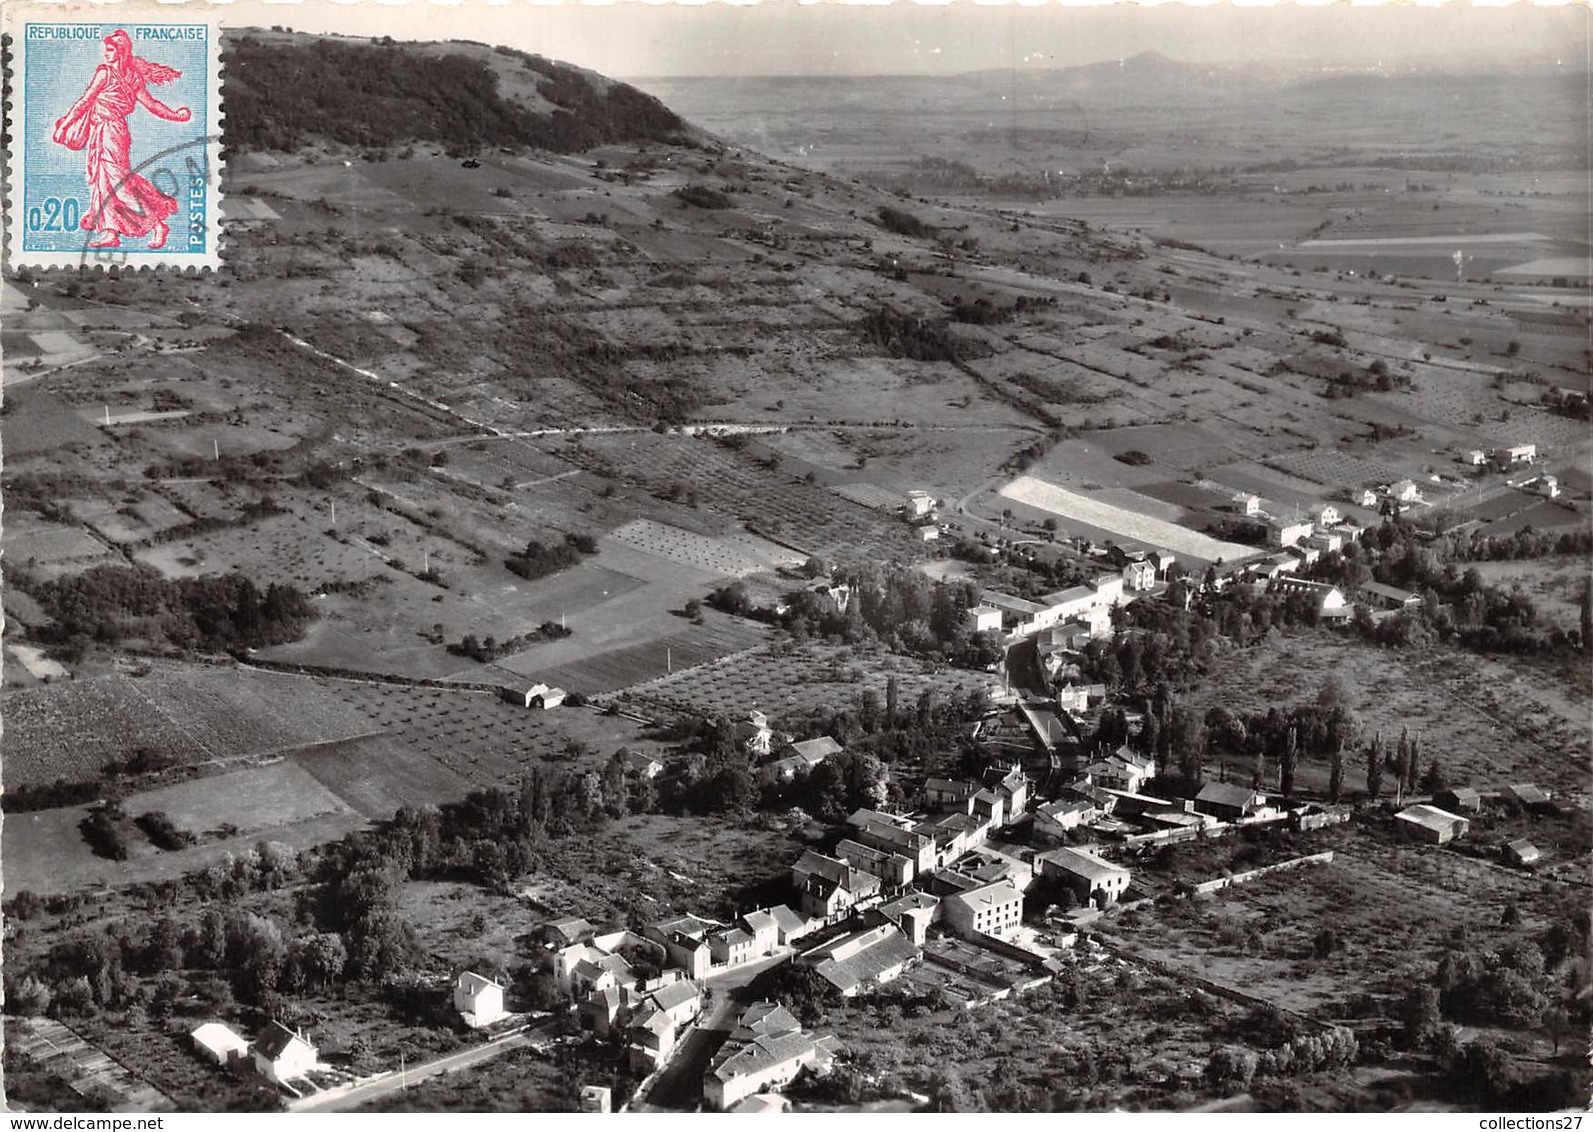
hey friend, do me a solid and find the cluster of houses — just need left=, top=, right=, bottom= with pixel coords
left=1458, top=443, right=1538, bottom=470
left=190, top=1021, right=323, bottom=1091
left=706, top=1001, right=841, bottom=1112
left=545, top=908, right=817, bottom=1077
left=1394, top=783, right=1554, bottom=867
left=972, top=562, right=1168, bottom=644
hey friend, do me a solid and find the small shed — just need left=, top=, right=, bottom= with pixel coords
left=580, top=1085, right=613, bottom=1113
left=1434, top=787, right=1482, bottom=814
left=191, top=1022, right=250, bottom=1066
left=1502, top=839, right=1542, bottom=867
left=1395, top=804, right=1469, bottom=845
left=1501, top=783, right=1554, bottom=811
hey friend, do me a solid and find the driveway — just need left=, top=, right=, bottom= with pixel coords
left=288, top=1018, right=558, bottom=1113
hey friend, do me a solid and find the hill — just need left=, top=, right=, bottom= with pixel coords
left=225, top=33, right=692, bottom=156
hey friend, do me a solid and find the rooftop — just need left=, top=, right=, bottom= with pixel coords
left=1038, top=846, right=1130, bottom=884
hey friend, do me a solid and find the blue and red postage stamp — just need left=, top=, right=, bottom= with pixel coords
left=6, top=13, right=223, bottom=270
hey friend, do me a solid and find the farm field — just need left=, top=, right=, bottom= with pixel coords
left=998, top=474, right=1260, bottom=563
left=1101, top=835, right=1573, bottom=1033
left=1191, top=632, right=1589, bottom=797
left=0, top=662, right=382, bottom=789
left=124, top=761, right=355, bottom=839
left=1465, top=558, right=1590, bottom=628
left=497, top=616, right=768, bottom=697
left=614, top=641, right=994, bottom=727
left=0, top=805, right=364, bottom=896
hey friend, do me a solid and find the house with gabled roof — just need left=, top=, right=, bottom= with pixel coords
left=503, top=682, right=567, bottom=709
left=1434, top=787, right=1482, bottom=814
left=835, top=838, right=916, bottom=888
left=800, top=923, right=920, bottom=997
left=253, top=1022, right=318, bottom=1085
left=791, top=851, right=882, bottom=922
left=709, top=927, right=757, bottom=968
left=539, top=915, right=596, bottom=949
left=1038, top=847, right=1132, bottom=908
left=734, top=709, right=778, bottom=757
left=923, top=777, right=979, bottom=812
left=1193, top=782, right=1266, bottom=822
left=878, top=891, right=940, bottom=946
left=850, top=812, right=938, bottom=874
left=1501, top=783, right=1553, bottom=810
left=704, top=1002, right=840, bottom=1111
left=643, top=915, right=716, bottom=980
left=1502, top=839, right=1542, bottom=867
left=1360, top=581, right=1421, bottom=611
left=941, top=880, right=1024, bottom=941
left=1033, top=797, right=1097, bottom=843
left=453, top=971, right=507, bottom=1029
left=1395, top=804, right=1469, bottom=844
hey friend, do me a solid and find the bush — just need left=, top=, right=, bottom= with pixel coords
left=674, top=184, right=733, bottom=210
left=136, top=811, right=197, bottom=851
left=80, top=810, right=128, bottom=860
left=876, top=206, right=933, bottom=238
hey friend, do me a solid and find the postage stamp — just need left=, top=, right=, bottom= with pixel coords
left=6, top=14, right=223, bottom=270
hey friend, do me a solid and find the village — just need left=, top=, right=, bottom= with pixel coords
left=138, top=468, right=1575, bottom=1115
left=2, top=15, right=1588, bottom=1116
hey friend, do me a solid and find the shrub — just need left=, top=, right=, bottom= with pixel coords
left=136, top=811, right=196, bottom=851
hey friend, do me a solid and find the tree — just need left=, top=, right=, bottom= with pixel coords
left=1328, top=741, right=1344, bottom=804
left=1170, top=706, right=1207, bottom=785
left=1401, top=985, right=1441, bottom=1049
left=1279, top=725, right=1300, bottom=798
left=927, top=1068, right=978, bottom=1112
left=1544, top=1005, right=1570, bottom=1055
left=1405, top=733, right=1422, bottom=793
left=885, top=676, right=900, bottom=730
left=1365, top=732, right=1385, bottom=801
left=8, top=975, right=52, bottom=1016
left=1204, top=1046, right=1258, bottom=1093
left=1420, top=757, right=1447, bottom=794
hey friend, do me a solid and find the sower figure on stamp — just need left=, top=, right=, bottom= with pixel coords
left=52, top=29, right=191, bottom=249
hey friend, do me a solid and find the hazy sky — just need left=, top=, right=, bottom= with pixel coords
left=216, top=0, right=1587, bottom=78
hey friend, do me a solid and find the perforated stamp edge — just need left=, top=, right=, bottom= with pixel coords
left=3, top=11, right=225, bottom=272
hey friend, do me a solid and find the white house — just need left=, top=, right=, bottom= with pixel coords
left=1505, top=444, right=1536, bottom=464
left=503, top=682, right=566, bottom=709
left=1267, top=519, right=1315, bottom=548
left=1358, top=488, right=1379, bottom=508
left=1309, top=503, right=1341, bottom=527
left=253, top=1022, right=318, bottom=1085
left=904, top=490, right=936, bottom=518
left=1232, top=492, right=1261, bottom=516
left=1530, top=476, right=1560, bottom=499
left=1389, top=479, right=1422, bottom=503
left=914, top=524, right=940, bottom=542
left=1461, top=449, right=1488, bottom=466
left=191, top=1022, right=250, bottom=1066
left=1122, top=560, right=1156, bottom=591
left=967, top=604, right=1004, bottom=634
left=580, top=1085, right=613, bottom=1113
left=454, top=971, right=507, bottom=1029
left=941, top=880, right=1024, bottom=940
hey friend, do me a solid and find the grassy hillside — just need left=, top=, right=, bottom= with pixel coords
left=225, top=35, right=688, bottom=155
